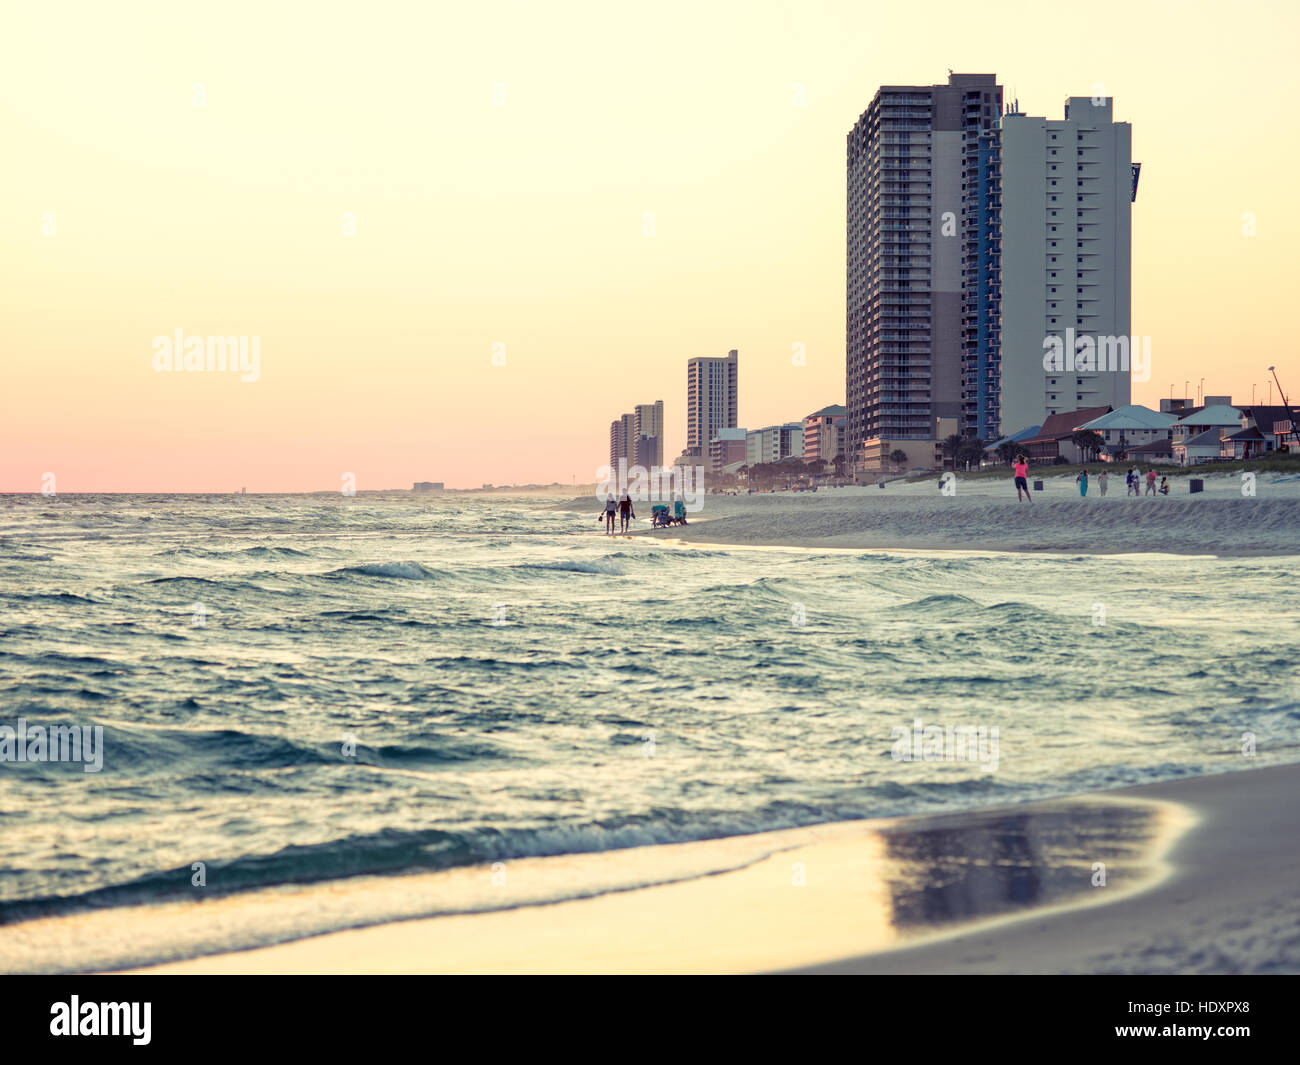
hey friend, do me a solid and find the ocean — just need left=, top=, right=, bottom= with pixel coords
left=1, top=491, right=1297, bottom=972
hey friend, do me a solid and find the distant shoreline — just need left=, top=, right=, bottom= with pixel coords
left=594, top=472, right=1300, bottom=557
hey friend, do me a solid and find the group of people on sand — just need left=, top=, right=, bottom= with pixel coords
left=1013, top=456, right=1170, bottom=501
left=598, top=493, right=690, bottom=534
left=1008, top=455, right=1175, bottom=501
left=1118, top=466, right=1169, bottom=497
left=1075, top=466, right=1170, bottom=498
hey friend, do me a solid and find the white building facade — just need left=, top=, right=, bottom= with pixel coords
left=746, top=424, right=805, bottom=466
left=998, top=98, right=1136, bottom=435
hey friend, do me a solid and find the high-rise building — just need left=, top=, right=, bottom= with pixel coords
left=687, top=350, right=738, bottom=454
left=847, top=74, right=1002, bottom=471
left=608, top=412, right=636, bottom=471
left=962, top=121, right=1004, bottom=441
left=995, top=97, right=1136, bottom=435
left=633, top=400, right=664, bottom=468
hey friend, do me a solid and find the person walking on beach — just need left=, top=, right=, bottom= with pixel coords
left=618, top=491, right=635, bottom=533
left=1098, top=469, right=1108, bottom=496
left=600, top=493, right=617, bottom=534
left=1076, top=469, right=1088, bottom=498
left=1013, top=456, right=1032, bottom=502
left=1126, top=467, right=1137, bottom=497
left=1145, top=468, right=1158, bottom=496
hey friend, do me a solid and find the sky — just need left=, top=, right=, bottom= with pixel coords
left=3, top=0, right=1298, bottom=491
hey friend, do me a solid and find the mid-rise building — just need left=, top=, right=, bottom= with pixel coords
left=708, top=427, right=748, bottom=474
left=746, top=423, right=804, bottom=467
left=802, top=404, right=846, bottom=465
left=847, top=73, right=1003, bottom=472
left=633, top=400, right=664, bottom=469
left=687, top=350, right=738, bottom=453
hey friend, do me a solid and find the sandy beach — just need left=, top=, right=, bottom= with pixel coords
left=621, top=471, right=1300, bottom=556
left=122, top=762, right=1300, bottom=975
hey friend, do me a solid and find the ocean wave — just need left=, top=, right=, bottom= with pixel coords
left=512, top=558, right=626, bottom=576
left=326, top=562, right=448, bottom=581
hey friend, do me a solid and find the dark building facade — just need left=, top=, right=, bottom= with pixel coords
left=847, top=73, right=1002, bottom=470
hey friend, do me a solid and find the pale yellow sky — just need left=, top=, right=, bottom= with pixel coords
left=2, top=0, right=1297, bottom=491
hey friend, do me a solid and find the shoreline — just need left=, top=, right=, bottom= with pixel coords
left=605, top=478, right=1300, bottom=557
left=123, top=761, right=1300, bottom=975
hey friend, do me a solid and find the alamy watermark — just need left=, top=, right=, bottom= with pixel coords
left=0, top=718, right=103, bottom=772
left=891, top=717, right=999, bottom=772
left=1042, top=328, right=1151, bottom=383
left=152, top=329, right=260, bottom=382
left=595, top=461, right=706, bottom=511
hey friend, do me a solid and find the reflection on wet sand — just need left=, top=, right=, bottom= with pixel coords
left=878, top=800, right=1166, bottom=934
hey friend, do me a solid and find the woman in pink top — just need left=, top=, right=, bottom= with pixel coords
left=1013, top=457, right=1032, bottom=502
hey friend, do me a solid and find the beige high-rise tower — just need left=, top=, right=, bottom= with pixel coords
left=686, top=350, right=738, bottom=454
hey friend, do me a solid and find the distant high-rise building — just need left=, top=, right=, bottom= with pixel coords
left=847, top=74, right=1002, bottom=471
left=633, top=400, right=664, bottom=468
left=687, top=350, right=738, bottom=453
left=609, top=412, right=636, bottom=471
left=996, top=97, right=1136, bottom=435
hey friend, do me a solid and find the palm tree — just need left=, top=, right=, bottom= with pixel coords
left=958, top=436, right=986, bottom=470
left=1070, top=429, right=1104, bottom=463
left=942, top=434, right=964, bottom=469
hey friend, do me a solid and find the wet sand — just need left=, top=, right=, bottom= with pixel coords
left=123, top=763, right=1300, bottom=975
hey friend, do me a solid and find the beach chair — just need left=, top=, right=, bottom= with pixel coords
left=650, top=504, right=673, bottom=529
left=671, top=499, right=688, bottom=525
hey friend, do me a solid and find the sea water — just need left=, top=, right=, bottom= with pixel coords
left=1, top=492, right=1296, bottom=971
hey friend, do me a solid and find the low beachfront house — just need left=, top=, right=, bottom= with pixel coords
left=1170, top=404, right=1241, bottom=446
left=1077, top=405, right=1177, bottom=456
left=1128, top=437, right=1176, bottom=464
left=1173, top=428, right=1227, bottom=465
left=1236, top=405, right=1295, bottom=454
left=1019, top=406, right=1112, bottom=463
